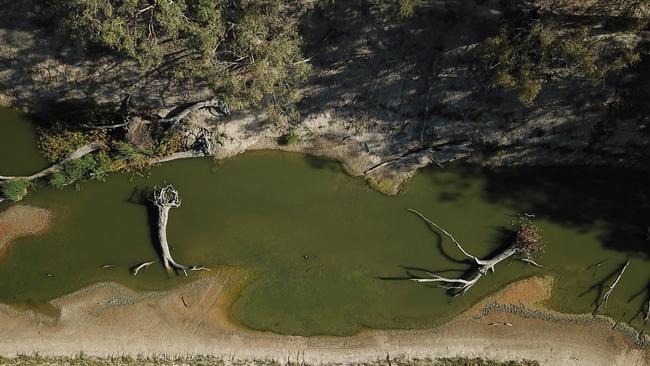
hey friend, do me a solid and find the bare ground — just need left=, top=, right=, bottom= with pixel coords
left=0, top=269, right=647, bottom=366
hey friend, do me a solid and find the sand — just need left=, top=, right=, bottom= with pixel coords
left=0, top=270, right=648, bottom=366
left=0, top=204, right=50, bottom=259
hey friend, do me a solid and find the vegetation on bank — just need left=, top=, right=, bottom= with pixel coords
left=0, top=179, right=32, bottom=202
left=0, top=1, right=647, bottom=203
left=0, top=355, right=539, bottom=366
left=474, top=19, right=642, bottom=105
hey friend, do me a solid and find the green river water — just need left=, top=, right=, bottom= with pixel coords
left=1, top=109, right=649, bottom=335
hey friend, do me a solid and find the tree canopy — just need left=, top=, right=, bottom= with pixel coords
left=46, top=0, right=310, bottom=118
left=475, top=19, right=641, bottom=105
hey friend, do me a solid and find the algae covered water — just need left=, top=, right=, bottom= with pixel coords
left=1, top=110, right=649, bottom=335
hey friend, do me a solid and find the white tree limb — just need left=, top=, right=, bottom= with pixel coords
left=407, top=208, right=486, bottom=266
left=594, top=259, right=630, bottom=315
left=132, top=260, right=155, bottom=276
left=407, top=208, right=542, bottom=296
left=520, top=258, right=544, bottom=268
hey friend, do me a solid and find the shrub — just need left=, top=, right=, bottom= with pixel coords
left=1, top=179, right=32, bottom=202
left=49, top=151, right=117, bottom=189
left=113, top=141, right=155, bottom=171
left=280, top=131, right=301, bottom=146
left=38, top=127, right=107, bottom=163
left=49, top=171, right=68, bottom=189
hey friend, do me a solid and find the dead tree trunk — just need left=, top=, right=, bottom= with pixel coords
left=152, top=185, right=209, bottom=275
left=407, top=208, right=544, bottom=296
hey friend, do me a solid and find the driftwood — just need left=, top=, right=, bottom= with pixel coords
left=0, top=142, right=104, bottom=182
left=594, top=259, right=630, bottom=315
left=131, top=260, right=155, bottom=276
left=407, top=208, right=543, bottom=296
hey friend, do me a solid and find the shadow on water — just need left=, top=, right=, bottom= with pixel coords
left=124, top=187, right=166, bottom=274
left=627, top=279, right=650, bottom=325
left=425, top=165, right=650, bottom=258
left=578, top=259, right=631, bottom=312
left=387, top=213, right=522, bottom=297
left=302, top=154, right=342, bottom=172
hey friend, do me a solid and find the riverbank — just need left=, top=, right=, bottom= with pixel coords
left=0, top=269, right=647, bottom=366
left=2, top=1, right=648, bottom=195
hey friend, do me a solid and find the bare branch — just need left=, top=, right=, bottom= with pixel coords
left=594, top=259, right=630, bottom=315
left=132, top=260, right=155, bottom=276
left=520, top=258, right=544, bottom=268
left=407, top=208, right=485, bottom=265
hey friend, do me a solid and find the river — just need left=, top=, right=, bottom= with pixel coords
left=1, top=109, right=649, bottom=336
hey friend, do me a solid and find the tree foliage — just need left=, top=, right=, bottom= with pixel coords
left=38, top=127, right=108, bottom=163
left=47, top=0, right=310, bottom=116
left=49, top=151, right=116, bottom=189
left=475, top=20, right=641, bottom=105
left=1, top=179, right=33, bottom=202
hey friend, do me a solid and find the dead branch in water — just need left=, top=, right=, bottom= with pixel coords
left=407, top=209, right=544, bottom=296
left=131, top=261, right=155, bottom=276
left=594, top=259, right=630, bottom=315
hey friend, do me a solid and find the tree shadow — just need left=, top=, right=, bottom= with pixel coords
left=578, top=259, right=631, bottom=313
left=123, top=186, right=166, bottom=273
left=422, top=165, right=650, bottom=258
left=385, top=218, right=523, bottom=297
left=627, top=279, right=650, bottom=325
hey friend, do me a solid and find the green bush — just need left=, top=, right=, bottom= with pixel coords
left=49, top=151, right=117, bottom=189
left=49, top=171, right=68, bottom=189
left=280, top=131, right=301, bottom=146
left=112, top=141, right=155, bottom=171
left=1, top=179, right=32, bottom=202
left=38, top=126, right=107, bottom=163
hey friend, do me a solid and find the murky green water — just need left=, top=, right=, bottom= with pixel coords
left=1, top=110, right=649, bottom=335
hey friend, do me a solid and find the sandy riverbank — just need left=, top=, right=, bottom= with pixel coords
left=0, top=268, right=647, bottom=366
left=0, top=204, right=50, bottom=259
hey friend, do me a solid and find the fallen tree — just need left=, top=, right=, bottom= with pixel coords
left=152, top=185, right=209, bottom=276
left=407, top=209, right=544, bottom=296
left=0, top=142, right=104, bottom=182
left=83, top=98, right=229, bottom=130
